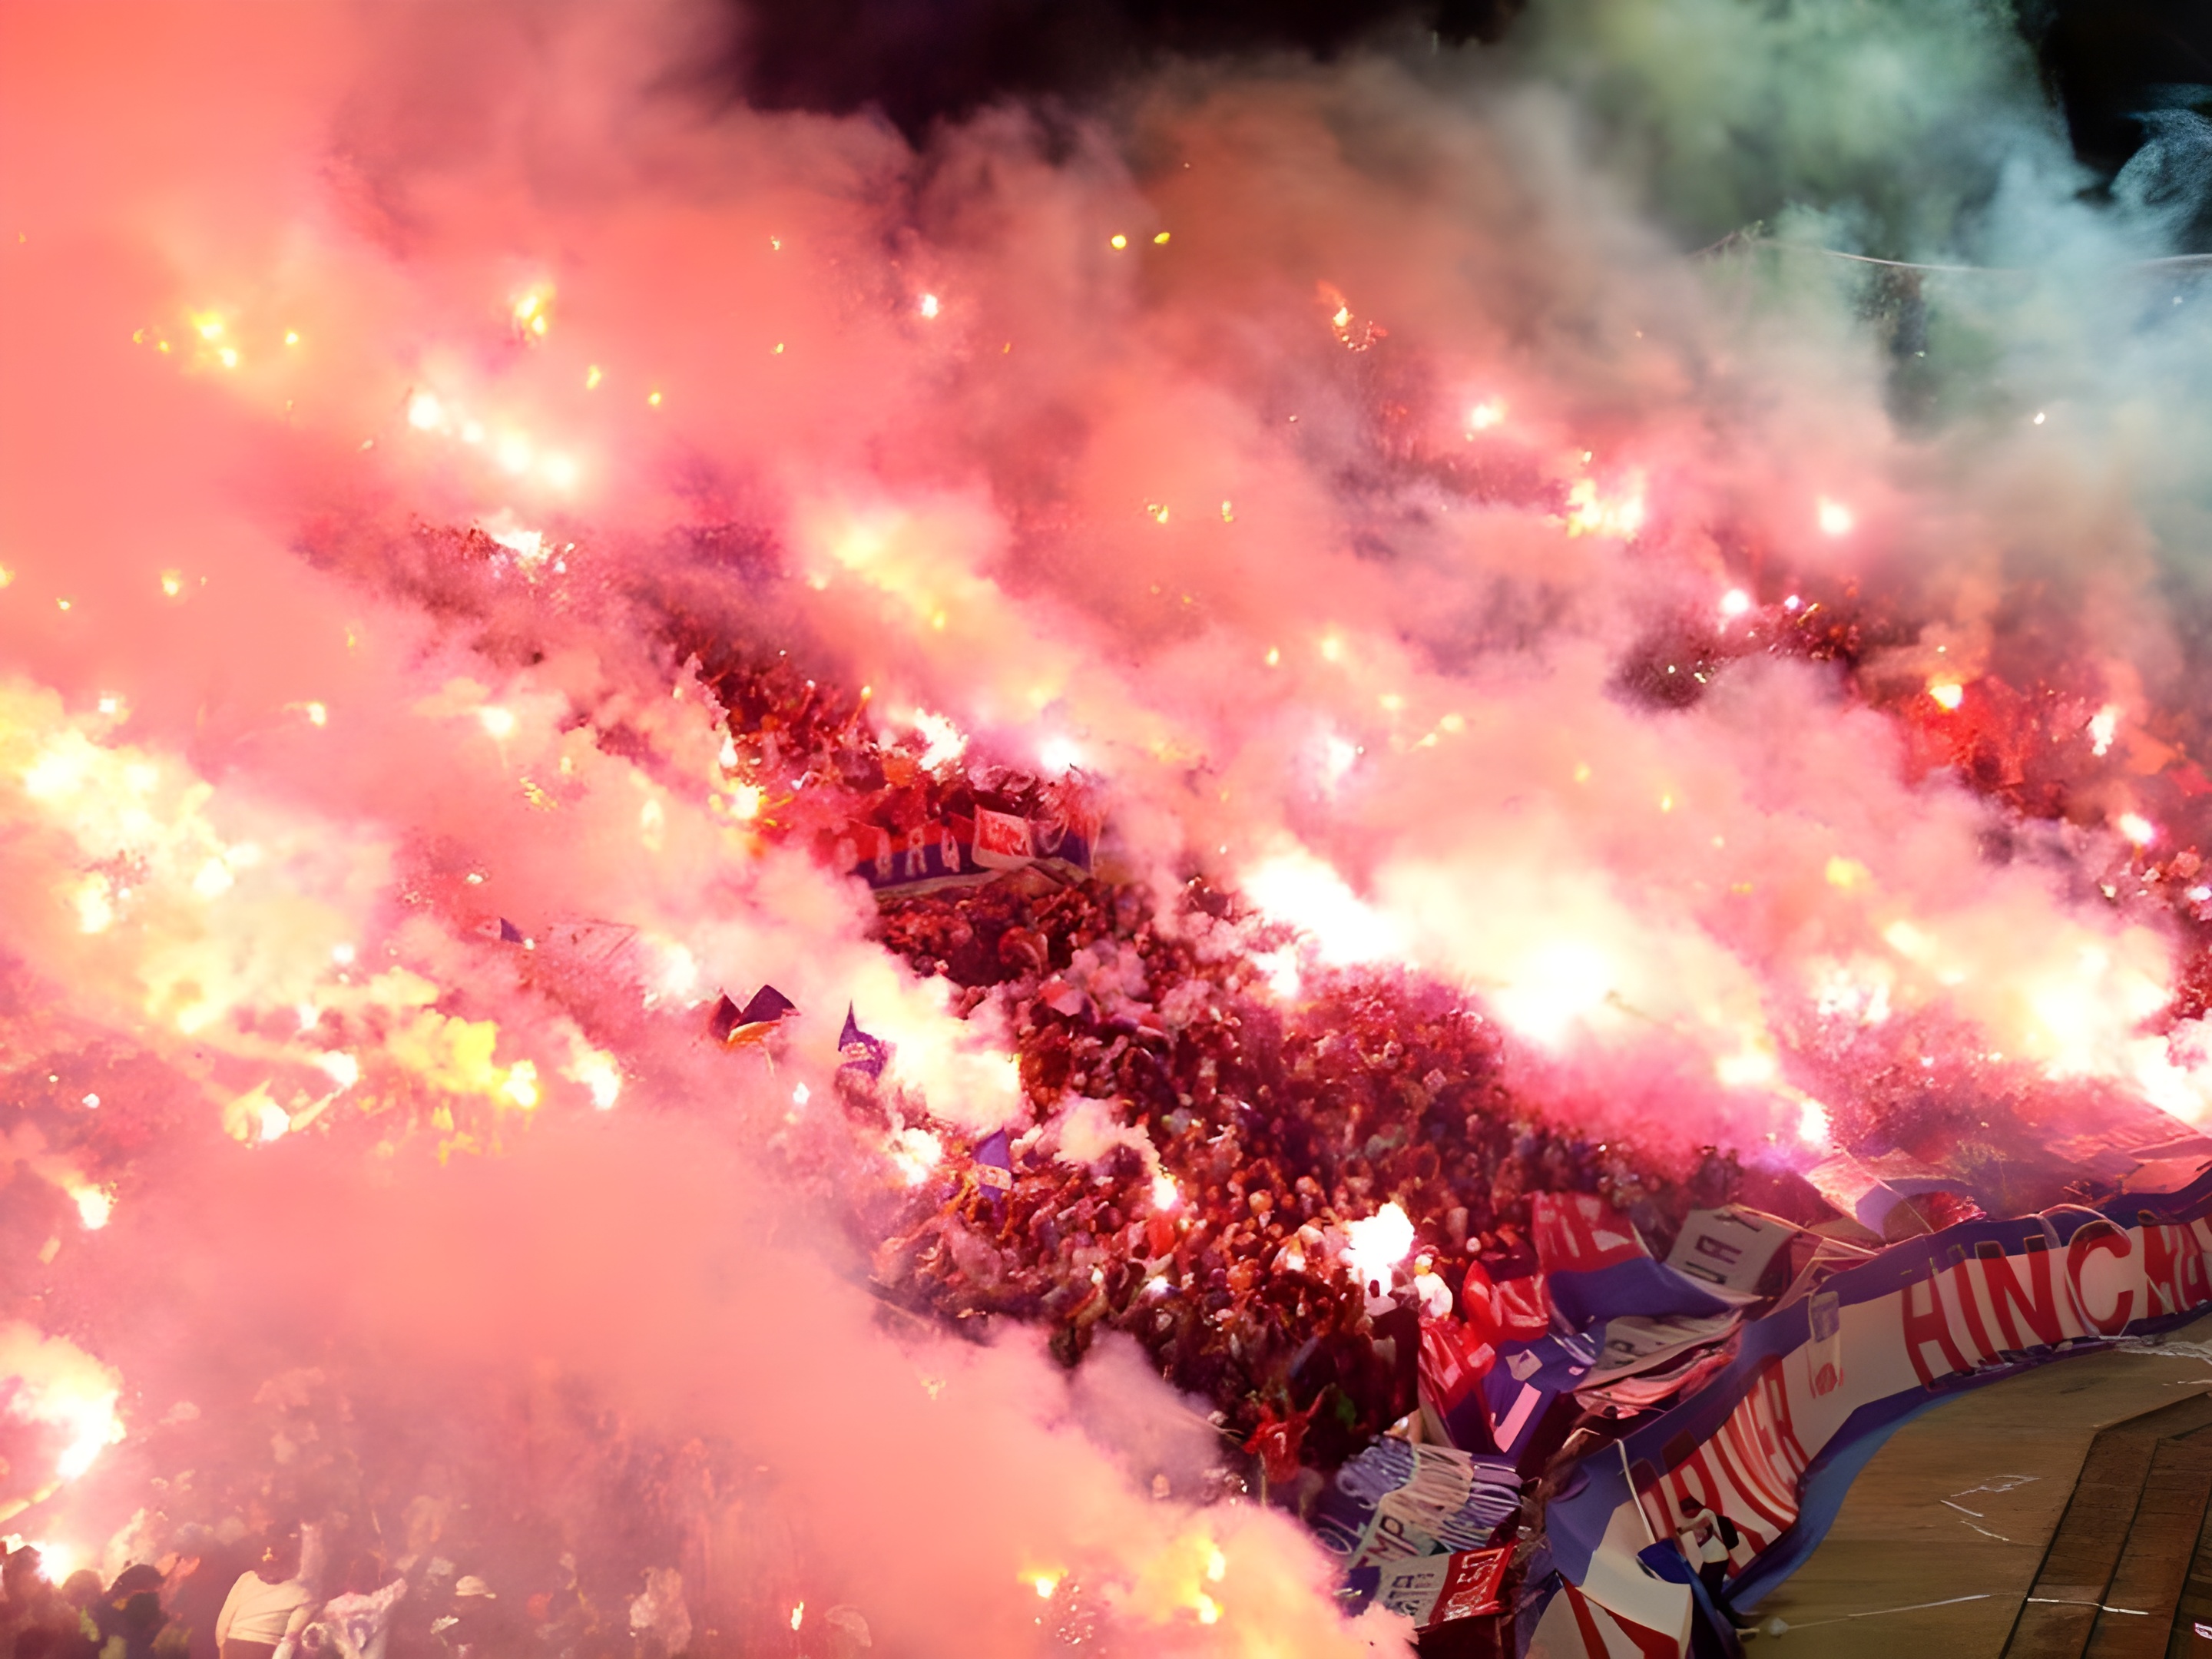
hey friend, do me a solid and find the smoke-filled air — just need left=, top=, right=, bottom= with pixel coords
left=4, top=0, right=2212, bottom=1655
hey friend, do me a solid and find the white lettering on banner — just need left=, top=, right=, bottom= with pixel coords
left=1573, top=1200, right=2212, bottom=1657
left=1640, top=1359, right=1810, bottom=1559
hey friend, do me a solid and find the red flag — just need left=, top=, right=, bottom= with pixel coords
left=1531, top=1191, right=1647, bottom=1275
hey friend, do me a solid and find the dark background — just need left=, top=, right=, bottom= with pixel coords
left=719, top=0, right=2212, bottom=213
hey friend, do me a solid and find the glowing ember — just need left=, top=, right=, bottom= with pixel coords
left=69, top=1185, right=114, bottom=1230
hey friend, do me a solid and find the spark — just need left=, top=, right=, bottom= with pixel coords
left=305, top=701, right=328, bottom=727
left=1194, top=1594, right=1221, bottom=1625
left=1028, top=1571, right=1063, bottom=1600
left=1151, top=1174, right=1180, bottom=1210
left=284, top=330, right=300, bottom=346
left=257, top=1101, right=290, bottom=1142
left=1204, top=1545, right=1227, bottom=1583
left=1147, top=502, right=1170, bottom=524
left=1251, top=946, right=1300, bottom=1000
left=407, top=392, right=445, bottom=431
left=2118, top=813, right=2157, bottom=847
left=565, top=1047, right=622, bottom=1110
left=1816, top=498, right=1855, bottom=537
left=487, top=526, right=547, bottom=566
left=792, top=1082, right=810, bottom=1108
left=1110, top=233, right=1128, bottom=250
left=1565, top=478, right=1645, bottom=539
left=1929, top=682, right=1964, bottom=711
left=910, top=710, right=968, bottom=770
left=1264, top=646, right=1280, bottom=667
left=728, top=783, right=763, bottom=820
left=889, top=1128, right=943, bottom=1187
left=160, top=570, right=184, bottom=598
left=497, top=434, right=532, bottom=472
left=1344, top=1201, right=1415, bottom=1290
left=478, top=706, right=518, bottom=740
left=1466, top=399, right=1504, bottom=431
left=217, top=347, right=239, bottom=369
left=1797, top=1099, right=1832, bottom=1147
left=918, top=293, right=940, bottom=319
left=1719, top=588, right=1752, bottom=618
left=2088, top=705, right=2119, bottom=757
left=790, top=1605, right=804, bottom=1631
left=191, top=859, right=234, bottom=899
left=584, top=365, right=603, bottom=389
left=502, top=1059, right=540, bottom=1109
left=315, top=1052, right=360, bottom=1091
left=1153, top=231, right=1171, bottom=244
left=81, top=1094, right=98, bottom=1108
left=2033, top=411, right=2046, bottom=425
left=1040, top=736, right=1084, bottom=775
left=646, top=391, right=662, bottom=408
left=512, top=286, right=553, bottom=336
left=71, top=1187, right=113, bottom=1230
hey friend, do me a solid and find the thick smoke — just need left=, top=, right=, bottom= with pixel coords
left=5, top=0, right=2212, bottom=1651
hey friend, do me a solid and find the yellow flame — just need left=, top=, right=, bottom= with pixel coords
left=1565, top=477, right=1647, bottom=539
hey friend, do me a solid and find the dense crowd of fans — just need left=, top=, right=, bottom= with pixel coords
left=0, top=1522, right=811, bottom=1659
left=658, top=641, right=1796, bottom=1497
left=858, top=874, right=1756, bottom=1481
left=31, top=585, right=2209, bottom=1659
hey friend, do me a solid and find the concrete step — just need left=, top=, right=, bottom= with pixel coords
left=2002, top=1394, right=2212, bottom=1659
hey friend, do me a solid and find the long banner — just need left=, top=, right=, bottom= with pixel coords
left=1528, top=1167, right=2212, bottom=1657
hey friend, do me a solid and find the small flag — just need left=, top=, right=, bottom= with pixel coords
left=498, top=918, right=525, bottom=944
left=974, top=1129, right=1014, bottom=1205
left=971, top=807, right=1033, bottom=869
left=711, top=985, right=797, bottom=1046
left=838, top=1004, right=887, bottom=1077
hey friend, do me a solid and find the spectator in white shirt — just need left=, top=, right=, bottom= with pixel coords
left=212, top=1532, right=316, bottom=1659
